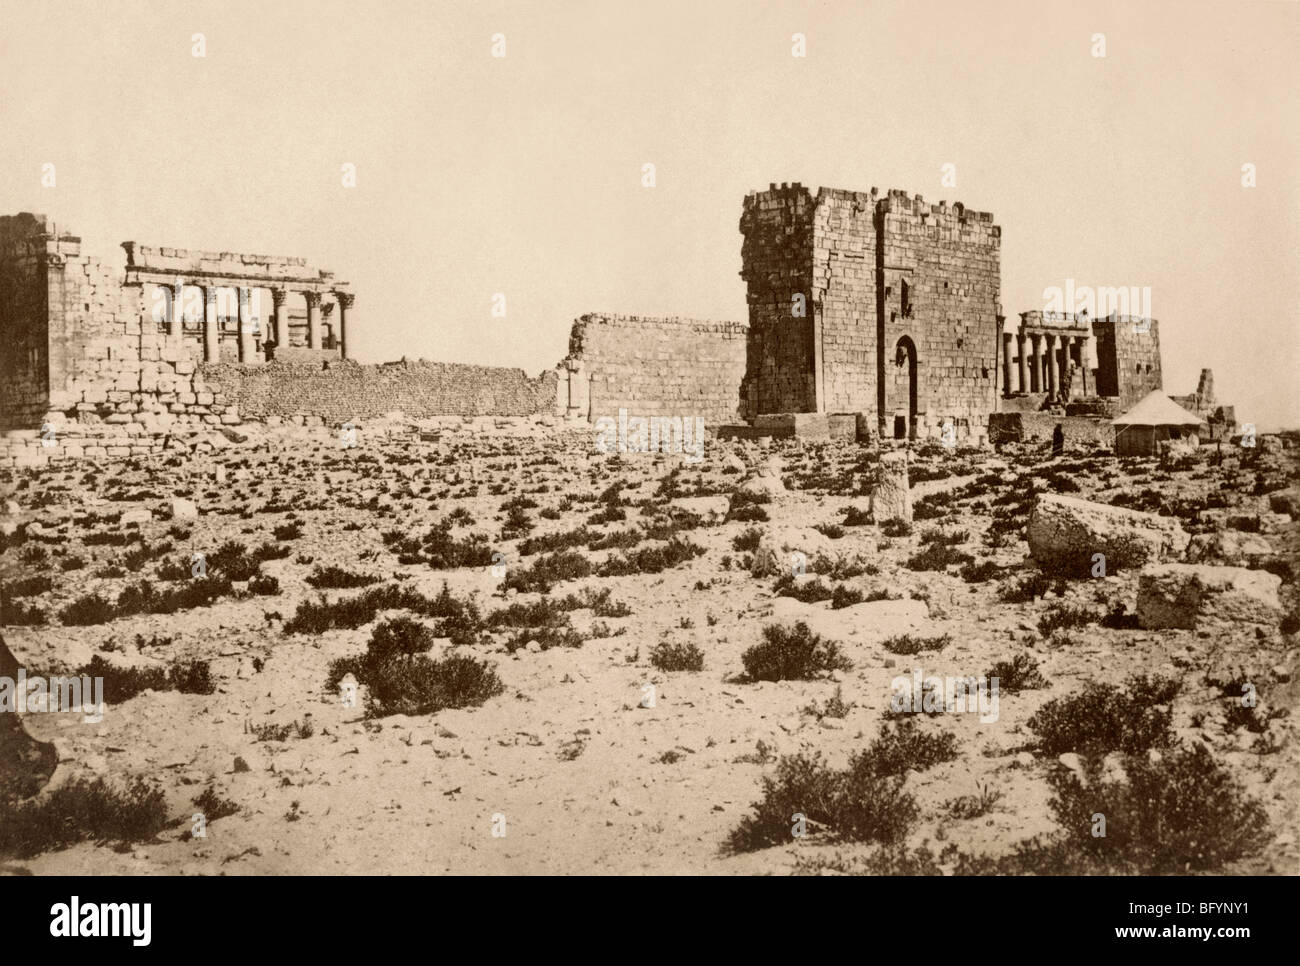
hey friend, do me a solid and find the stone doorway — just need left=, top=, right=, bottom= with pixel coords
left=892, top=336, right=918, bottom=439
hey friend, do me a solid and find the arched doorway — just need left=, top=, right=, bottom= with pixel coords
left=892, top=336, right=918, bottom=439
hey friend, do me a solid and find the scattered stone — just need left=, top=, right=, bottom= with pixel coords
left=1027, top=494, right=1188, bottom=574
left=120, top=508, right=152, bottom=525
left=869, top=451, right=911, bottom=523
left=170, top=497, right=200, bottom=521
left=1184, top=530, right=1272, bottom=567
left=1137, top=564, right=1282, bottom=629
left=1266, top=487, right=1300, bottom=517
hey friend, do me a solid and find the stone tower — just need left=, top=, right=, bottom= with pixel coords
left=738, top=183, right=1002, bottom=439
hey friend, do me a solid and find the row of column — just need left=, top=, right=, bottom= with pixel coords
left=1001, top=331, right=1087, bottom=397
left=162, top=286, right=353, bottom=362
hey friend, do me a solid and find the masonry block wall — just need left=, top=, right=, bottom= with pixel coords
left=563, top=313, right=748, bottom=425
left=1092, top=313, right=1162, bottom=409
left=0, top=214, right=51, bottom=427
left=740, top=184, right=1001, bottom=438
left=203, top=360, right=558, bottom=424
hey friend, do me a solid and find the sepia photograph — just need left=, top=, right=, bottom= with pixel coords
left=0, top=0, right=1295, bottom=934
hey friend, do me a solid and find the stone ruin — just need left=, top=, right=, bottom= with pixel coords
left=0, top=180, right=1233, bottom=465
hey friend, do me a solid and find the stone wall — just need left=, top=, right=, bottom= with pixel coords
left=988, top=412, right=1115, bottom=448
left=0, top=215, right=53, bottom=428
left=562, top=313, right=748, bottom=426
left=1092, top=313, right=1162, bottom=410
left=739, top=183, right=1002, bottom=439
left=204, top=359, right=558, bottom=424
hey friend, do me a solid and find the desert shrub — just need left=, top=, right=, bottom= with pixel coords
left=985, top=653, right=1048, bottom=693
left=517, top=526, right=593, bottom=557
left=273, top=521, right=303, bottom=541
left=193, top=787, right=239, bottom=822
left=501, top=550, right=593, bottom=594
left=57, top=593, right=116, bottom=626
left=0, top=776, right=168, bottom=859
left=207, top=541, right=263, bottom=581
left=881, top=632, right=951, bottom=655
left=561, top=586, right=633, bottom=617
left=1028, top=675, right=1179, bottom=756
left=725, top=491, right=770, bottom=523
left=858, top=717, right=960, bottom=777
left=284, top=582, right=480, bottom=641
left=365, top=653, right=504, bottom=717
left=905, top=542, right=974, bottom=572
left=1, top=598, right=46, bottom=625
left=879, top=519, right=913, bottom=537
left=247, top=574, right=280, bottom=596
left=486, top=597, right=570, bottom=629
left=999, top=571, right=1057, bottom=603
left=731, top=527, right=763, bottom=552
left=1037, top=601, right=1101, bottom=635
left=74, top=654, right=214, bottom=702
left=842, top=506, right=872, bottom=527
left=941, top=783, right=1004, bottom=820
left=773, top=573, right=834, bottom=603
left=919, top=527, right=968, bottom=546
left=1047, top=743, right=1270, bottom=873
left=598, top=538, right=704, bottom=577
left=741, top=621, right=852, bottom=681
left=725, top=751, right=917, bottom=854
left=4, top=575, right=53, bottom=598
left=306, top=565, right=379, bottom=589
left=505, top=625, right=585, bottom=652
left=830, top=585, right=866, bottom=609
left=959, top=560, right=1002, bottom=583
left=649, top=641, right=705, bottom=672
left=816, top=523, right=846, bottom=539
left=367, top=616, right=436, bottom=661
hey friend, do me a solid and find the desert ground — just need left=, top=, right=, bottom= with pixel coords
left=2, top=419, right=1298, bottom=875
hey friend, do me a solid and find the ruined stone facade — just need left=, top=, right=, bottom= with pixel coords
left=999, top=310, right=1161, bottom=412
left=558, top=313, right=748, bottom=426
left=739, top=183, right=1002, bottom=439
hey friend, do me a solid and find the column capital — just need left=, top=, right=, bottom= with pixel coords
left=335, top=291, right=355, bottom=308
left=271, top=287, right=288, bottom=308
left=303, top=290, right=322, bottom=308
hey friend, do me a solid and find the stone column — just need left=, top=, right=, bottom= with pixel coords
left=1028, top=334, right=1042, bottom=392
left=166, top=284, right=181, bottom=338
left=271, top=287, right=288, bottom=347
left=1044, top=333, right=1058, bottom=396
left=1001, top=332, right=1014, bottom=396
left=203, top=286, right=220, bottom=362
left=871, top=451, right=911, bottom=523
left=305, top=291, right=322, bottom=349
left=1015, top=333, right=1027, bottom=394
left=237, top=287, right=255, bottom=362
left=1058, top=335, right=1070, bottom=395
left=335, top=291, right=354, bottom=359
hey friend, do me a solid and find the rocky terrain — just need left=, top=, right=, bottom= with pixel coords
left=1, top=419, right=1297, bottom=875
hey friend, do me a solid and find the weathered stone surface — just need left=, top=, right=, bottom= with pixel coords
left=750, top=526, right=835, bottom=577
left=170, top=497, right=199, bottom=520
left=1137, top=563, right=1282, bottom=629
left=120, top=507, right=152, bottom=525
left=870, top=451, right=911, bottom=523
left=1184, top=530, right=1272, bottom=567
left=1266, top=487, right=1300, bottom=517
left=1027, top=494, right=1188, bottom=575
left=736, top=457, right=786, bottom=500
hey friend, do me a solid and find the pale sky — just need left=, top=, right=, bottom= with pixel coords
left=2, top=0, right=1296, bottom=429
